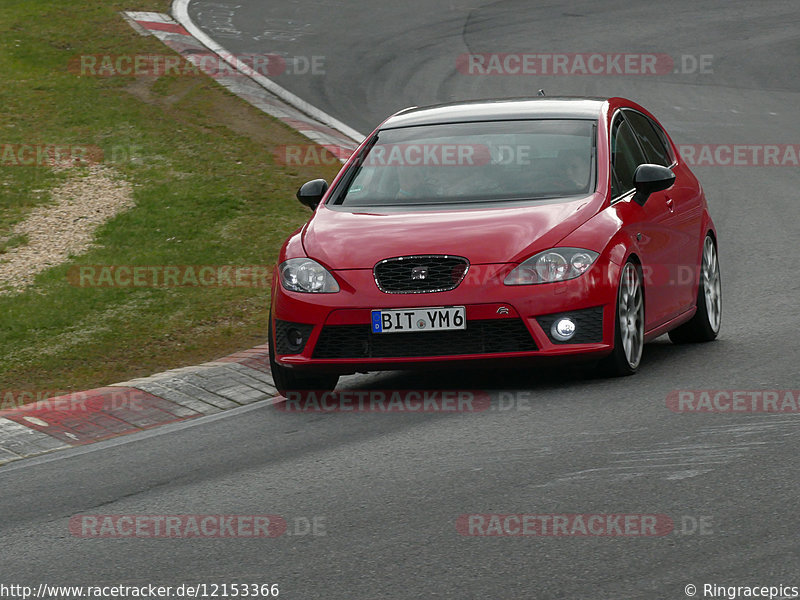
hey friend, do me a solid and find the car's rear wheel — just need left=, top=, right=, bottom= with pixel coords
left=269, top=311, right=339, bottom=397
left=668, top=234, right=721, bottom=344
left=598, top=261, right=644, bottom=377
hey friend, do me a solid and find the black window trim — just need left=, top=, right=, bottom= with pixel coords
left=609, top=109, right=676, bottom=205
left=609, top=110, right=647, bottom=203
left=620, top=108, right=677, bottom=170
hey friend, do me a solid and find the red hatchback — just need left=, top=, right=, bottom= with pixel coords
left=269, top=97, right=721, bottom=394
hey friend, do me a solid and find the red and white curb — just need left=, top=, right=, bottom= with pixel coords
left=0, top=9, right=373, bottom=467
left=123, top=10, right=364, bottom=154
left=0, top=345, right=280, bottom=466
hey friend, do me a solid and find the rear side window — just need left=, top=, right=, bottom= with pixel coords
left=610, top=115, right=647, bottom=197
left=624, top=110, right=672, bottom=167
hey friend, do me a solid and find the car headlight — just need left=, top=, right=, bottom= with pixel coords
left=279, top=258, right=340, bottom=293
left=504, top=248, right=599, bottom=285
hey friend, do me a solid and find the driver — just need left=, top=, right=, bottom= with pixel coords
left=561, top=150, right=590, bottom=190
left=395, top=165, right=433, bottom=199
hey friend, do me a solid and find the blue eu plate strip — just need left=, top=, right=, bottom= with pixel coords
left=371, top=311, right=383, bottom=333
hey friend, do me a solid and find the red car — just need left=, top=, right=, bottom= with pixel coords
left=269, top=97, right=721, bottom=394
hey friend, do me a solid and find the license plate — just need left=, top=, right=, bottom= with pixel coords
left=371, top=306, right=466, bottom=334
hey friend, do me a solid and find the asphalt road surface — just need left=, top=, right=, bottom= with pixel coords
left=2, top=1, right=799, bottom=598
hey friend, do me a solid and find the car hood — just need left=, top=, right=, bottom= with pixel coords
left=302, top=196, right=602, bottom=269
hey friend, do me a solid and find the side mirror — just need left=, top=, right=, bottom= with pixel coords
left=632, top=164, right=675, bottom=206
left=296, top=179, right=329, bottom=211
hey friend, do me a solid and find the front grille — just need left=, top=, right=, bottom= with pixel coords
left=374, top=255, right=469, bottom=293
left=536, top=306, right=604, bottom=344
left=313, top=319, right=536, bottom=359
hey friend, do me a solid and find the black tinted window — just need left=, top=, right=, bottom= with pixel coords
left=610, top=115, right=647, bottom=197
left=624, top=110, right=672, bottom=167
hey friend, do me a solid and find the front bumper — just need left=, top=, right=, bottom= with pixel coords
left=271, top=258, right=620, bottom=374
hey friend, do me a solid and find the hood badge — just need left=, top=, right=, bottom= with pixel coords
left=497, top=306, right=510, bottom=315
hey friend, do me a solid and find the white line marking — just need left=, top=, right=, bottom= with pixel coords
left=125, top=11, right=177, bottom=23
left=120, top=12, right=153, bottom=36
left=171, top=0, right=365, bottom=144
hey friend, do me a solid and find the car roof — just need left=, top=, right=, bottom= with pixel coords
left=382, top=97, right=609, bottom=129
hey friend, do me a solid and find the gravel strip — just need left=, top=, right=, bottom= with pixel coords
left=0, top=165, right=134, bottom=294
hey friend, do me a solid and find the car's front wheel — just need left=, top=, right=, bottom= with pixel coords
left=668, top=234, right=721, bottom=344
left=269, top=312, right=339, bottom=397
left=598, top=260, right=644, bottom=377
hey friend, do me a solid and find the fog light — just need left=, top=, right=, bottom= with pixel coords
left=286, top=327, right=306, bottom=352
left=551, top=317, right=576, bottom=342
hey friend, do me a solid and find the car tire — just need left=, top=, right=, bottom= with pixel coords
left=668, top=234, right=721, bottom=344
left=598, top=260, right=644, bottom=377
left=269, top=311, right=339, bottom=397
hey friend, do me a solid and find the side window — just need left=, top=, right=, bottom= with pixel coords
left=610, top=115, right=647, bottom=197
left=624, top=110, right=672, bottom=167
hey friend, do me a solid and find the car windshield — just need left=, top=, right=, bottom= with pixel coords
left=335, top=119, right=596, bottom=207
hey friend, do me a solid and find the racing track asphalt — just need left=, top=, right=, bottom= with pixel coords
left=1, top=1, right=799, bottom=598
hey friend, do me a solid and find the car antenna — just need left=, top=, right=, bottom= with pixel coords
left=537, top=89, right=546, bottom=96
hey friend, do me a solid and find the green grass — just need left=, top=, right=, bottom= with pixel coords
left=0, top=0, right=342, bottom=392
left=0, top=233, right=29, bottom=254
